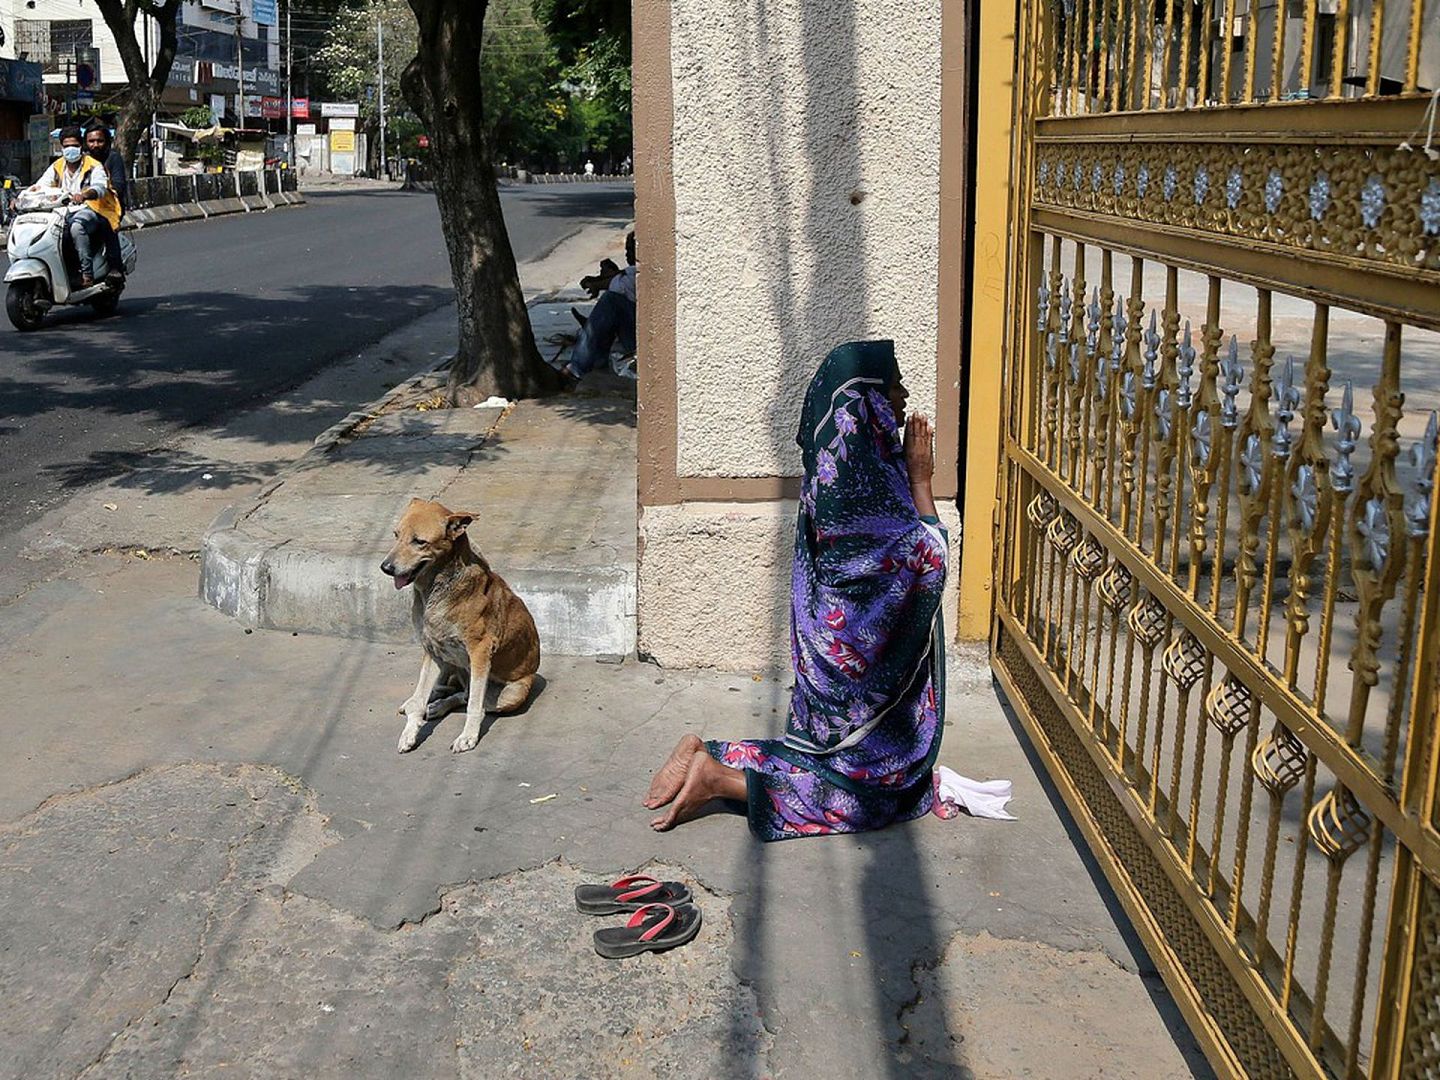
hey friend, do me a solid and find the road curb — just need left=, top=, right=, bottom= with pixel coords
left=199, top=518, right=635, bottom=654
left=198, top=293, right=636, bottom=657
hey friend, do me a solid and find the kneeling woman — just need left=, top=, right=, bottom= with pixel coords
left=645, top=340, right=947, bottom=838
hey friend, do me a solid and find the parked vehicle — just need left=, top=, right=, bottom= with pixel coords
left=0, top=175, right=21, bottom=229
left=3, top=187, right=136, bottom=331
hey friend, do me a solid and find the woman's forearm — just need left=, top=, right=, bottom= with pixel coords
left=911, top=481, right=938, bottom=519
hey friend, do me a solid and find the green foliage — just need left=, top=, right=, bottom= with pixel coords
left=177, top=105, right=224, bottom=165
left=180, top=104, right=214, bottom=128
left=311, top=0, right=416, bottom=134
left=478, top=0, right=566, bottom=163
left=531, top=0, right=629, bottom=67
left=531, top=0, right=630, bottom=116
left=387, top=114, right=426, bottom=157
left=316, top=0, right=630, bottom=168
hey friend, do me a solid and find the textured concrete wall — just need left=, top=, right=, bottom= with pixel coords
left=640, top=500, right=962, bottom=672
left=640, top=0, right=953, bottom=669
left=669, top=0, right=944, bottom=477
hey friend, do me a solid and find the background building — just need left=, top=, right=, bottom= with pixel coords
left=0, top=54, right=42, bottom=177
left=0, top=0, right=281, bottom=134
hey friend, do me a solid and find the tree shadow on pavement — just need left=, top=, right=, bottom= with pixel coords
left=547, top=392, right=637, bottom=428
left=42, top=445, right=288, bottom=493
left=512, top=183, right=637, bottom=223
left=0, top=283, right=456, bottom=431
left=998, top=692, right=1218, bottom=1078
left=694, top=0, right=965, bottom=1073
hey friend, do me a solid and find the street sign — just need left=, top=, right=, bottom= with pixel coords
left=319, top=102, right=359, bottom=118
left=251, top=0, right=278, bottom=26
left=291, top=97, right=310, bottom=118
left=74, top=46, right=99, bottom=91
left=76, top=90, right=94, bottom=106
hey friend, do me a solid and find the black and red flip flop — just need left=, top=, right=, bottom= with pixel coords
left=574, top=874, right=693, bottom=915
left=592, top=902, right=702, bottom=960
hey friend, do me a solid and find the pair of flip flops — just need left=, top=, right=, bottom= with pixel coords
left=574, top=874, right=703, bottom=960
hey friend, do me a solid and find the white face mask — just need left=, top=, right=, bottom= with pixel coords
left=62, top=146, right=83, bottom=164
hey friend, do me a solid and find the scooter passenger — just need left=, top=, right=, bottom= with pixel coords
left=84, top=119, right=128, bottom=283
left=25, top=127, right=121, bottom=289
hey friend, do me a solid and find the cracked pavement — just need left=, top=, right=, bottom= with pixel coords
left=0, top=553, right=1211, bottom=1078
left=0, top=251, right=1206, bottom=1078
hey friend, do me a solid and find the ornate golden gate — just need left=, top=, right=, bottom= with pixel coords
left=988, top=0, right=1440, bottom=1074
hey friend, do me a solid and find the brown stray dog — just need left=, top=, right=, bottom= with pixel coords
left=381, top=498, right=540, bottom=754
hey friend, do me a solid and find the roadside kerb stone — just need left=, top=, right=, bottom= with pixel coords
left=196, top=253, right=639, bottom=658
left=263, top=169, right=306, bottom=208
left=197, top=172, right=249, bottom=217
left=199, top=327, right=638, bottom=656
left=0, top=169, right=306, bottom=243
left=237, top=170, right=269, bottom=212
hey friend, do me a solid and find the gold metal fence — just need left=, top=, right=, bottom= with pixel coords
left=988, top=0, right=1440, bottom=1074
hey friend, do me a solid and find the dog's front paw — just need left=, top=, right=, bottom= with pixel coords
left=397, top=723, right=422, bottom=753
left=450, top=730, right=480, bottom=754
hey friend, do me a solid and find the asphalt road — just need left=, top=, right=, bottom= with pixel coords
left=0, top=181, right=633, bottom=539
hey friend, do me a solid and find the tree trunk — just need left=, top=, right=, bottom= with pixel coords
left=95, top=0, right=181, bottom=172
left=404, top=0, right=565, bottom=403
left=115, top=87, right=156, bottom=173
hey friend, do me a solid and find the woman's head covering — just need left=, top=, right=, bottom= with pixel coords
left=784, top=341, right=946, bottom=757
left=796, top=339, right=900, bottom=475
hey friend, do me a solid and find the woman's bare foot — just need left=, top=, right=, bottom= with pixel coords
left=643, top=733, right=705, bottom=809
left=651, top=752, right=747, bottom=831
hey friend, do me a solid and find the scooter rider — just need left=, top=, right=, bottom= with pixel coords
left=84, top=119, right=128, bottom=283
left=25, top=127, right=121, bottom=288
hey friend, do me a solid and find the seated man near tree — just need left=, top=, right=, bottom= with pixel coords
left=557, top=230, right=637, bottom=381
left=26, top=126, right=121, bottom=288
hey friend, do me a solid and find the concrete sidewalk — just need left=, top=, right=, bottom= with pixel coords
left=199, top=297, right=639, bottom=656
left=0, top=553, right=1209, bottom=1079
left=0, top=207, right=1210, bottom=1075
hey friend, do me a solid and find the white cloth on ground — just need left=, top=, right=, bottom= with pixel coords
left=934, top=766, right=1017, bottom=821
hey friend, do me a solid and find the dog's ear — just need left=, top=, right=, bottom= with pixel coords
left=407, top=496, right=425, bottom=507
left=445, top=513, right=473, bottom=539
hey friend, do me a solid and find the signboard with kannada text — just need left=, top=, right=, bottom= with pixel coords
left=319, top=102, right=359, bottom=118
left=211, top=63, right=282, bottom=96
left=251, top=0, right=278, bottom=26
left=166, top=61, right=196, bottom=88
left=330, top=130, right=356, bottom=153
left=0, top=57, right=45, bottom=106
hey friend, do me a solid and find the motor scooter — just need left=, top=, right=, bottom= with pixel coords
left=4, top=188, right=137, bottom=331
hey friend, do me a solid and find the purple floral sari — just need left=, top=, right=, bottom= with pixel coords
left=707, top=340, right=947, bottom=841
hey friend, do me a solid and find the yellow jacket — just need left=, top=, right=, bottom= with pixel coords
left=49, top=155, right=121, bottom=230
